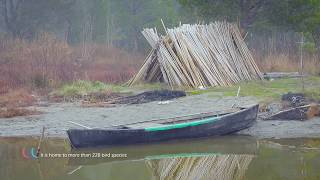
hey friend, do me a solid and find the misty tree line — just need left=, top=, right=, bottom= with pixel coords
left=179, top=0, right=320, bottom=51
left=0, top=0, right=319, bottom=52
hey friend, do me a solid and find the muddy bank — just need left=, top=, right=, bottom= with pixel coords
left=238, top=117, right=320, bottom=138
left=0, top=93, right=319, bottom=139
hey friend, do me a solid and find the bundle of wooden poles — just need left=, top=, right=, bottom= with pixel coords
left=128, top=21, right=263, bottom=88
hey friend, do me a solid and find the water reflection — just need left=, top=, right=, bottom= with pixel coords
left=145, top=153, right=254, bottom=180
left=0, top=136, right=320, bottom=180
left=0, top=137, right=68, bottom=180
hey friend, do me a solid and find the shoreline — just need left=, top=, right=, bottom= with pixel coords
left=1, top=93, right=319, bottom=139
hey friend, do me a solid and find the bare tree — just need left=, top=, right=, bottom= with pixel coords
left=239, top=0, right=268, bottom=29
left=1, top=0, right=23, bottom=37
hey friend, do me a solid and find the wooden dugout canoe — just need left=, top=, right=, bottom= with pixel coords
left=67, top=104, right=259, bottom=148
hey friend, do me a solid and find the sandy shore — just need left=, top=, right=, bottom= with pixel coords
left=0, top=93, right=319, bottom=139
left=238, top=116, right=320, bottom=138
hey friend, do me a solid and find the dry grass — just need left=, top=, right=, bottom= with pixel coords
left=0, top=33, right=144, bottom=94
left=306, top=103, right=320, bottom=119
left=75, top=45, right=144, bottom=83
left=0, top=108, right=40, bottom=118
left=0, top=89, right=36, bottom=108
left=255, top=53, right=320, bottom=74
left=249, top=31, right=320, bottom=75
left=0, top=33, right=75, bottom=93
left=0, top=89, right=39, bottom=118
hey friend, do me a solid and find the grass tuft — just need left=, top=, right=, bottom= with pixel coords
left=52, top=80, right=125, bottom=97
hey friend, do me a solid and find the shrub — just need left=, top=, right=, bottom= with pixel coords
left=0, top=33, right=144, bottom=93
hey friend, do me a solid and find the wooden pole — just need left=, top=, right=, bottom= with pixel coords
left=237, top=86, right=241, bottom=97
left=161, top=19, right=168, bottom=35
left=36, top=127, right=45, bottom=157
left=300, top=33, right=305, bottom=92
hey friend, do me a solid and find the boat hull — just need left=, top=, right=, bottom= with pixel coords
left=67, top=105, right=259, bottom=148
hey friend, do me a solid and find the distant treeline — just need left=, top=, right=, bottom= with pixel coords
left=0, top=0, right=319, bottom=51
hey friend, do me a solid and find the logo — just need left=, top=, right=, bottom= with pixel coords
left=21, top=147, right=38, bottom=160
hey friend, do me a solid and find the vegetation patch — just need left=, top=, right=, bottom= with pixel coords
left=0, top=89, right=36, bottom=108
left=0, top=108, right=40, bottom=118
left=304, top=89, right=320, bottom=102
left=51, top=80, right=126, bottom=98
left=0, top=35, right=144, bottom=93
left=187, top=76, right=320, bottom=102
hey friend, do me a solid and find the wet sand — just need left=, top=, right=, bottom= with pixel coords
left=0, top=93, right=319, bottom=139
left=239, top=116, right=320, bottom=138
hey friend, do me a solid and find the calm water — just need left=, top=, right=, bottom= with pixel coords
left=1, top=136, right=320, bottom=180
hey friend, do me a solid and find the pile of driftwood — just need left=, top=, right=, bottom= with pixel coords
left=128, top=21, right=263, bottom=88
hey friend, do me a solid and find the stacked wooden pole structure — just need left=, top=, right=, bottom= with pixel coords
left=128, top=21, right=263, bottom=88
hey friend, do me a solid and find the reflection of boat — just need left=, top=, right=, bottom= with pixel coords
left=67, top=105, right=259, bottom=148
left=146, top=154, right=254, bottom=180
left=68, top=136, right=258, bottom=166
left=68, top=137, right=256, bottom=180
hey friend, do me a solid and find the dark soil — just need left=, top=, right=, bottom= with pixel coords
left=49, top=92, right=127, bottom=103
left=109, top=90, right=186, bottom=104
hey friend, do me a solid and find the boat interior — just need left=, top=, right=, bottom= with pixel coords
left=112, top=107, right=245, bottom=130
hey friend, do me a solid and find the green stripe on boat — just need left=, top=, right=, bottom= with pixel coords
left=144, top=116, right=220, bottom=131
